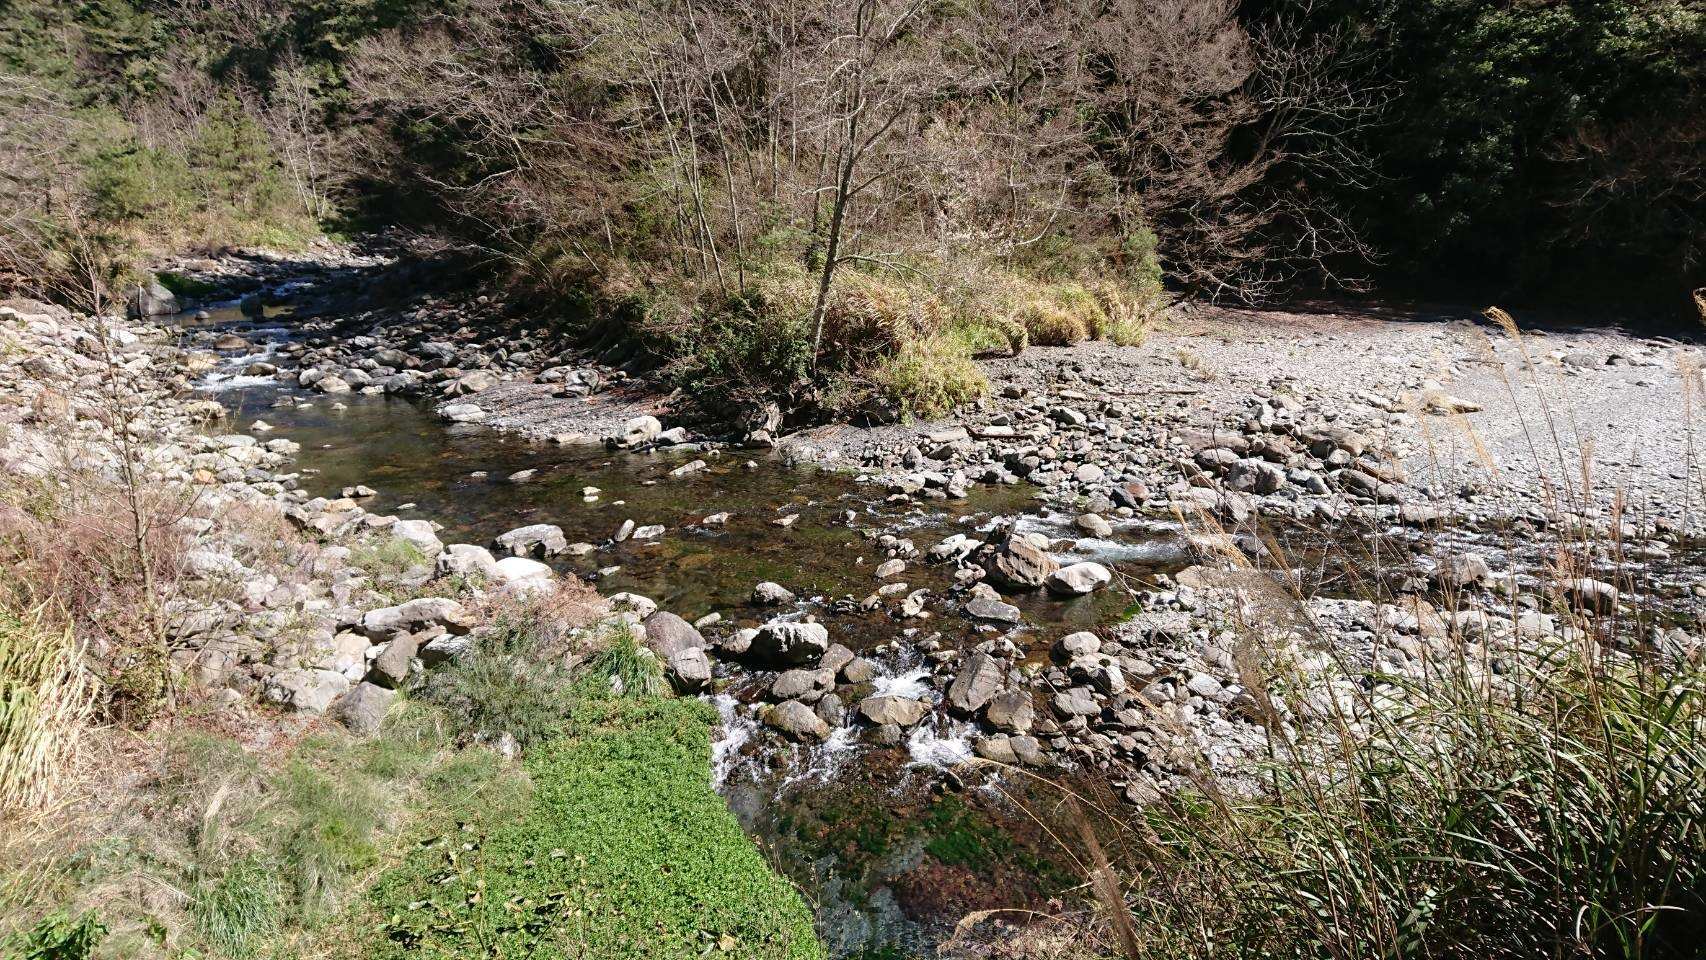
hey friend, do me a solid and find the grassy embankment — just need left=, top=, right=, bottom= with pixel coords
left=1, top=569, right=822, bottom=960
left=536, top=247, right=1162, bottom=423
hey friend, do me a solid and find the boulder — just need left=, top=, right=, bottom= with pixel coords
left=765, top=700, right=830, bottom=741
left=749, top=620, right=830, bottom=665
left=1562, top=577, right=1619, bottom=614
left=390, top=519, right=444, bottom=558
left=643, top=612, right=707, bottom=659
left=332, top=682, right=397, bottom=736
left=964, top=596, right=1022, bottom=625
left=1053, top=631, right=1100, bottom=660
left=1436, top=552, right=1492, bottom=588
left=1045, top=562, right=1113, bottom=597
left=620, top=415, right=663, bottom=447
left=974, top=735, right=1019, bottom=764
left=441, top=403, right=487, bottom=423
left=491, top=556, right=553, bottom=585
left=984, top=689, right=1035, bottom=734
left=1225, top=458, right=1285, bottom=495
left=771, top=668, right=835, bottom=702
left=981, top=532, right=1058, bottom=591
left=419, top=633, right=476, bottom=665
left=127, top=276, right=180, bottom=317
left=609, top=593, right=659, bottom=619
left=1075, top=513, right=1113, bottom=538
left=815, top=693, right=846, bottom=726
left=1051, top=686, right=1099, bottom=717
left=840, top=657, right=878, bottom=684
left=494, top=523, right=568, bottom=557
left=367, top=634, right=419, bottom=689
left=752, top=581, right=795, bottom=606
left=946, top=651, right=1003, bottom=715
left=433, top=549, right=498, bottom=579
left=263, top=668, right=349, bottom=713
left=666, top=647, right=712, bottom=692
left=361, top=597, right=473, bottom=642
left=1070, top=655, right=1126, bottom=695
left=820, top=643, right=856, bottom=675
left=858, top=695, right=930, bottom=727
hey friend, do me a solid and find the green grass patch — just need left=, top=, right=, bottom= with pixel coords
left=369, top=694, right=824, bottom=959
left=349, top=539, right=428, bottom=582
left=4, top=706, right=525, bottom=960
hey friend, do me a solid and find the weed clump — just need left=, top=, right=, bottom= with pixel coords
left=1102, top=658, right=1706, bottom=960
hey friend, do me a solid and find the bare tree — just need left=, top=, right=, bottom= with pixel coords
left=1080, top=0, right=1384, bottom=300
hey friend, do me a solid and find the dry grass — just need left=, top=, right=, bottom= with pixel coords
left=1, top=708, right=525, bottom=960
left=554, top=246, right=1159, bottom=421
left=0, top=606, right=96, bottom=813
left=1027, top=306, right=1706, bottom=959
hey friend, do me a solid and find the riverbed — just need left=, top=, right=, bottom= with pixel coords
left=184, top=302, right=1186, bottom=954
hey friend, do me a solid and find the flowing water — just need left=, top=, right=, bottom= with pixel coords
left=186, top=283, right=1706, bottom=954
left=184, top=301, right=1182, bottom=954
left=184, top=293, right=1705, bottom=954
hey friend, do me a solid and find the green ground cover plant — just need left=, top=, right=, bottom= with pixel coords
left=368, top=691, right=823, bottom=959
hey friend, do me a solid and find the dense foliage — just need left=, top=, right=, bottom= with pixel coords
left=2, top=0, right=1701, bottom=379
left=1343, top=0, right=1706, bottom=301
left=369, top=695, right=824, bottom=959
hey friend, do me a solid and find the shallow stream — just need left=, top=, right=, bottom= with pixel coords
left=186, top=303, right=1182, bottom=955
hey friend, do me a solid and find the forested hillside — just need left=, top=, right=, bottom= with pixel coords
left=2, top=0, right=1703, bottom=415
left=4, top=5, right=1706, bottom=960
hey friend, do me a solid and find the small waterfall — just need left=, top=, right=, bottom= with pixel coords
left=710, top=693, right=758, bottom=788
left=905, top=719, right=976, bottom=770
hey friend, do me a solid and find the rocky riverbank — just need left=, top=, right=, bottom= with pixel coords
left=11, top=250, right=1704, bottom=955
left=85, top=248, right=1706, bottom=798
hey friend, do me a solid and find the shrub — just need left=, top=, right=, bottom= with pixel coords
left=668, top=282, right=816, bottom=415
left=411, top=594, right=613, bottom=751
left=1, top=909, right=106, bottom=960
left=872, top=331, right=990, bottom=421
left=1018, top=299, right=1090, bottom=346
left=569, top=622, right=665, bottom=701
